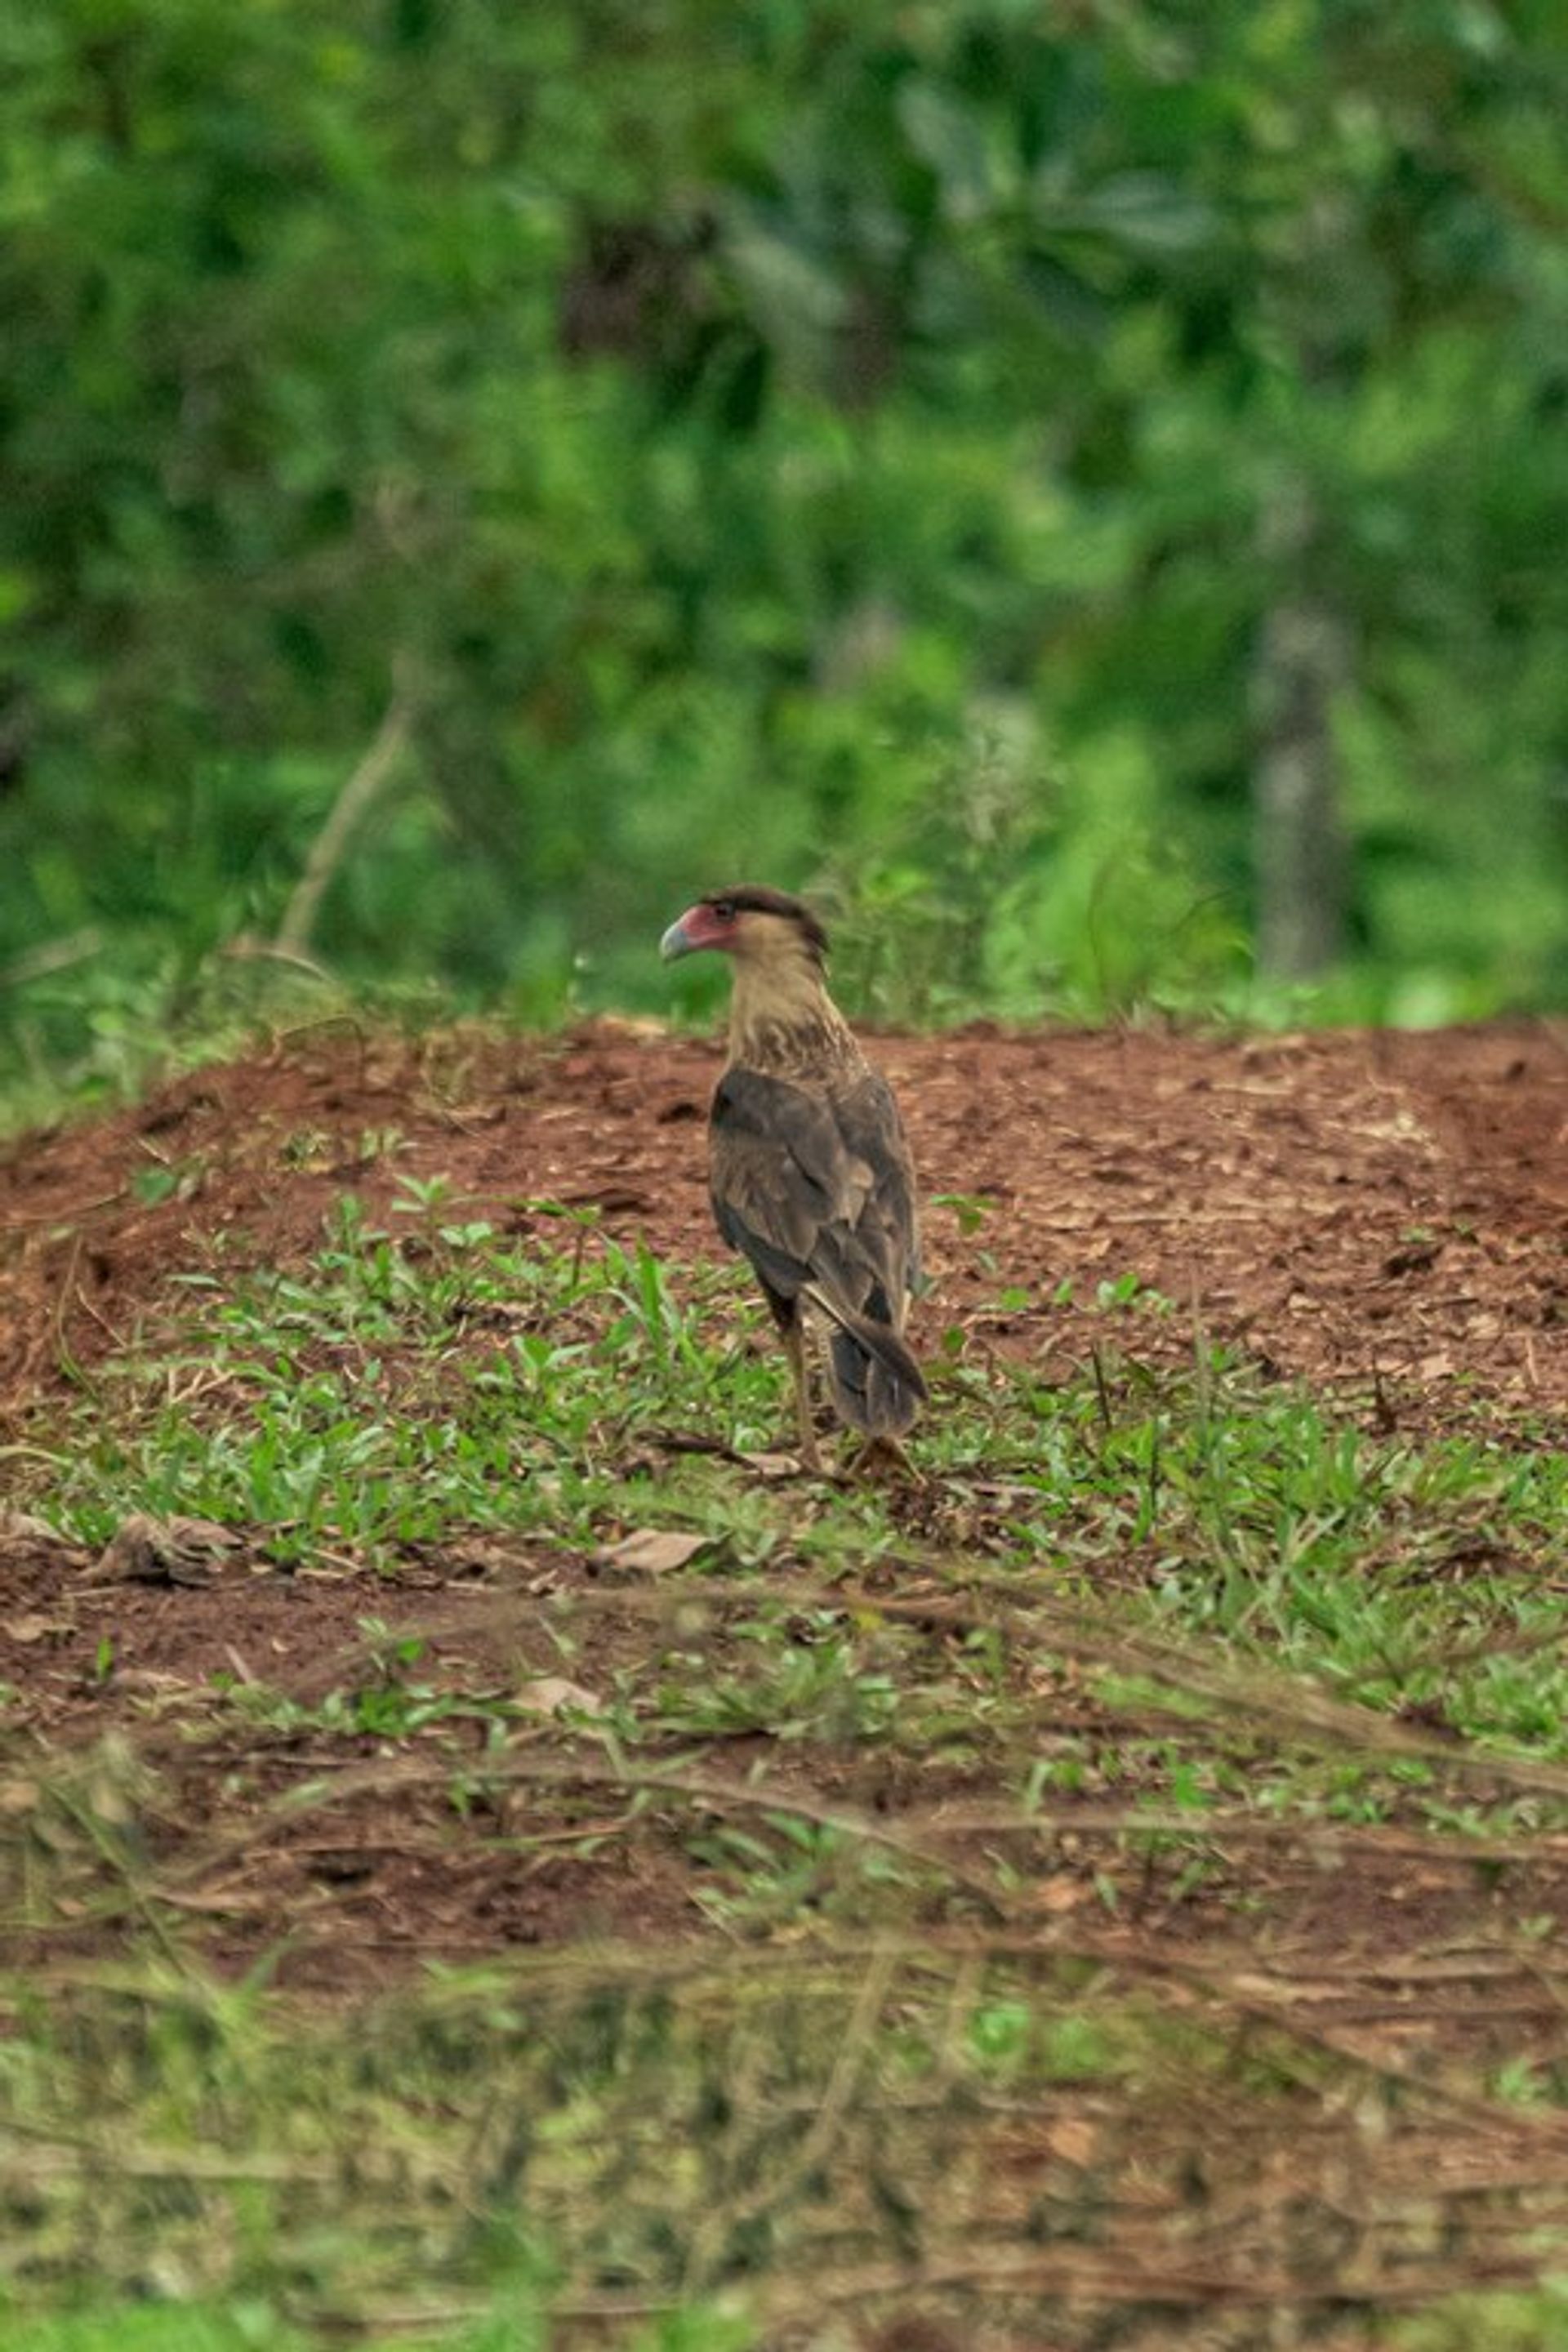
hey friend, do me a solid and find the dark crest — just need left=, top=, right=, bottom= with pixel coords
left=702, top=885, right=829, bottom=960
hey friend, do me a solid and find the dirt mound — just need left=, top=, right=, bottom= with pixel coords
left=2, top=1011, right=1566, bottom=1980
left=2, top=1009, right=1565, bottom=1987
left=3, top=1014, right=1565, bottom=1440
left=4, top=1017, right=1568, bottom=2340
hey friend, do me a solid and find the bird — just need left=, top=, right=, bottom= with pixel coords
left=660, top=884, right=926, bottom=1471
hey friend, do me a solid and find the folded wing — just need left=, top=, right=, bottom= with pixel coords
left=710, top=1067, right=924, bottom=1436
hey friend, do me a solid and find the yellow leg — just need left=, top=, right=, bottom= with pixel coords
left=782, top=1313, right=822, bottom=1473
left=849, top=1432, right=920, bottom=1483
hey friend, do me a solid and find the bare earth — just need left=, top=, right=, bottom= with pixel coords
left=2, top=1009, right=1566, bottom=1980
left=2, top=1015, right=1566, bottom=2345
left=5, top=1013, right=1566, bottom=1438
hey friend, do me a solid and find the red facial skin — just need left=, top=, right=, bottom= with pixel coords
left=659, top=900, right=742, bottom=960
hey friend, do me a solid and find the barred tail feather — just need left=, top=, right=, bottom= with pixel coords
left=802, top=1282, right=927, bottom=1437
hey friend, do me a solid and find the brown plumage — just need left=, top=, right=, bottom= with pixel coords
left=660, top=885, right=925, bottom=1470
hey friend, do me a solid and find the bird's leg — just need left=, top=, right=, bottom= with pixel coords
left=848, top=1432, right=924, bottom=1485
left=780, top=1308, right=822, bottom=1474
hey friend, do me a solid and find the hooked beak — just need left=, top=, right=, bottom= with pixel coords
left=659, top=917, right=696, bottom=962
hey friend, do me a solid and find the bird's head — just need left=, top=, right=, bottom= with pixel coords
left=660, top=886, right=828, bottom=970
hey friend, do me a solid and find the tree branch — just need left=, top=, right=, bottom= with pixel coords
left=277, top=675, right=416, bottom=957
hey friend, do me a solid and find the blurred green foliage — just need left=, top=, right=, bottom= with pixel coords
left=2, top=0, right=1567, bottom=1091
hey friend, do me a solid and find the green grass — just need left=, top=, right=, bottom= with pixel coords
left=9, top=1202, right=1568, bottom=2341
left=33, top=1196, right=749, bottom=1561
left=24, top=1198, right=1568, bottom=1770
left=0, top=2312, right=316, bottom=2352
left=0, top=1953, right=1201, bottom=2335
left=0, top=2299, right=753, bottom=2352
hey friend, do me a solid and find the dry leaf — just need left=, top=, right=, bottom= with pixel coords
left=737, top=1450, right=802, bottom=1479
left=3, top=1615, right=62, bottom=1645
left=1036, top=1873, right=1087, bottom=1916
left=597, top=1529, right=709, bottom=1577
left=88, top=1513, right=242, bottom=1587
left=1043, top=2115, right=1101, bottom=2167
left=515, top=1677, right=606, bottom=1718
left=0, top=1512, right=71, bottom=1546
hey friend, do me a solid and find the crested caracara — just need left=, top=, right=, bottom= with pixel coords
left=661, top=884, right=925, bottom=1470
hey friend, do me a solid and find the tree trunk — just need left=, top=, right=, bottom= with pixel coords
left=1250, top=482, right=1352, bottom=980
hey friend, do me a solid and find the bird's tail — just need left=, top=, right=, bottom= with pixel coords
left=803, top=1281, right=927, bottom=1437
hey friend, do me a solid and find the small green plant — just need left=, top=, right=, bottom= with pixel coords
left=6, top=1181, right=1568, bottom=2344
left=930, top=1192, right=998, bottom=1238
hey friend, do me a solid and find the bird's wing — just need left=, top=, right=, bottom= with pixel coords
left=710, top=1066, right=914, bottom=1316
left=828, top=1068, right=921, bottom=1310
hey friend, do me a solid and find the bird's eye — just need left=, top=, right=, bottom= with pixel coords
left=711, top=899, right=736, bottom=922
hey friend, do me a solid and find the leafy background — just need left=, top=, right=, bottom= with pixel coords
left=3, top=0, right=1567, bottom=1099
left=7, top=16, right=1568, bottom=2345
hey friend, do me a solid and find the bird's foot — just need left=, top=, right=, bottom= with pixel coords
left=781, top=1423, right=826, bottom=1477
left=845, top=1433, right=923, bottom=1485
